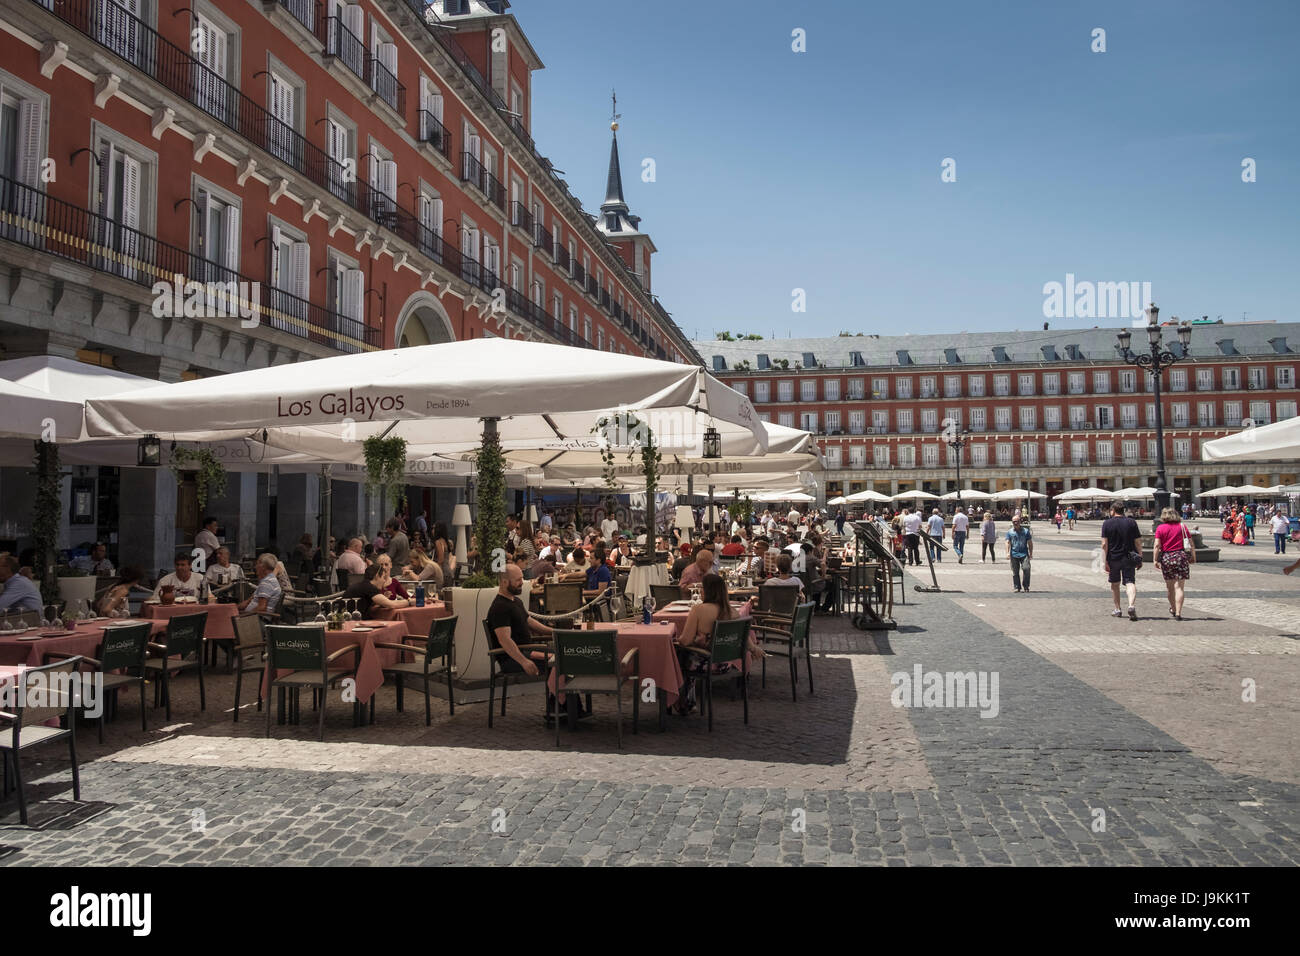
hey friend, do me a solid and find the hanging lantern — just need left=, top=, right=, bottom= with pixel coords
left=702, top=425, right=721, bottom=459
left=137, top=434, right=162, bottom=467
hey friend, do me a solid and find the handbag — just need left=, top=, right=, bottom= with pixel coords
left=1129, top=550, right=1143, bottom=569
left=1183, top=525, right=1196, bottom=563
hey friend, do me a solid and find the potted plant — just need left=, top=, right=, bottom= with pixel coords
left=169, top=446, right=228, bottom=510
left=361, top=436, right=407, bottom=511
left=32, top=440, right=62, bottom=605
left=591, top=410, right=661, bottom=551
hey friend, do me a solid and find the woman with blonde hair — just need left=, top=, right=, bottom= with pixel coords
left=979, top=511, right=998, bottom=563
left=1152, top=507, right=1195, bottom=620
left=406, top=547, right=444, bottom=589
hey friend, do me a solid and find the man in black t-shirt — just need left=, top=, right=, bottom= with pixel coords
left=486, top=565, right=553, bottom=675
left=343, top=563, right=410, bottom=619
left=1100, top=503, right=1143, bottom=620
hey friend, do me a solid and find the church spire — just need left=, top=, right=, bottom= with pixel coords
left=601, top=90, right=628, bottom=215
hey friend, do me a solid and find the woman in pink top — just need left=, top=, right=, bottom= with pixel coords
left=1152, top=508, right=1196, bottom=620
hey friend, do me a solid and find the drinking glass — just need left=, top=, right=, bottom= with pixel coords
left=40, top=605, right=52, bottom=629
left=349, top=599, right=361, bottom=622
left=314, top=605, right=328, bottom=624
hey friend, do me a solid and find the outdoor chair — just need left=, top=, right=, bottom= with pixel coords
left=550, top=629, right=638, bottom=747
left=145, top=611, right=207, bottom=720
left=378, top=614, right=456, bottom=725
left=46, top=622, right=151, bottom=741
left=264, top=625, right=360, bottom=741
left=543, top=582, right=584, bottom=622
left=650, top=584, right=681, bottom=608
left=0, top=657, right=83, bottom=825
left=231, top=614, right=267, bottom=722
left=481, top=618, right=551, bottom=728
left=681, top=617, right=751, bottom=731
left=754, top=585, right=799, bottom=631
left=752, top=601, right=816, bottom=701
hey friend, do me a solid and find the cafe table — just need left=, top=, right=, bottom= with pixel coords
left=370, top=601, right=451, bottom=638
left=546, top=620, right=684, bottom=730
left=625, top=562, right=669, bottom=606
left=0, top=618, right=165, bottom=667
left=142, top=601, right=239, bottom=639
left=260, top=619, right=408, bottom=712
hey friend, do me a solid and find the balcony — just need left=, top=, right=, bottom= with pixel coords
left=0, top=173, right=379, bottom=353
left=600, top=289, right=611, bottom=310
left=418, top=110, right=453, bottom=161
left=572, top=263, right=586, bottom=287
left=585, top=274, right=599, bottom=299
left=555, top=245, right=571, bottom=272
left=459, top=153, right=504, bottom=210
left=267, top=0, right=316, bottom=33
left=534, top=222, right=553, bottom=254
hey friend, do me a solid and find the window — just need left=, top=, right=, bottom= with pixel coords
left=326, top=248, right=363, bottom=323
left=0, top=74, right=48, bottom=242
left=849, top=377, right=866, bottom=399
left=730, top=379, right=746, bottom=398
left=870, top=410, right=887, bottom=433
left=1278, top=400, right=1297, bottom=420
left=922, top=444, right=939, bottom=468
left=969, top=407, right=987, bottom=431
left=1021, top=443, right=1038, bottom=467
left=1044, top=406, right=1061, bottom=430
left=1146, top=403, right=1157, bottom=427
left=1171, top=402, right=1189, bottom=427
left=97, top=0, right=145, bottom=67
left=849, top=445, right=867, bottom=469
left=1122, top=439, right=1138, bottom=464
left=758, top=412, right=770, bottom=424
left=993, top=374, right=1010, bottom=397
left=1042, top=373, right=1059, bottom=395
left=800, top=380, right=817, bottom=402
left=1019, top=407, right=1036, bottom=431
left=1095, top=405, right=1113, bottom=429
left=567, top=305, right=577, bottom=332
left=1197, top=402, right=1215, bottom=427
left=596, top=329, right=603, bottom=351
left=873, top=445, right=890, bottom=468
left=1222, top=367, right=1240, bottom=389
left=366, top=139, right=396, bottom=221
left=1093, top=370, right=1111, bottom=393
left=996, top=443, right=1013, bottom=466
left=1170, top=368, right=1187, bottom=392
left=896, top=409, right=913, bottom=433
left=800, top=412, right=818, bottom=432
left=1096, top=441, right=1113, bottom=465
left=1069, top=405, right=1086, bottom=428
left=944, top=375, right=961, bottom=397
left=898, top=446, right=916, bottom=468
left=1173, top=439, right=1191, bottom=463
left=921, top=408, right=938, bottom=433
left=417, top=188, right=443, bottom=257
left=823, top=446, right=841, bottom=469
left=1249, top=401, right=1270, bottom=425
left=849, top=410, right=866, bottom=434
left=93, top=128, right=157, bottom=282
left=268, top=221, right=309, bottom=321
left=995, top=407, right=1012, bottom=432
left=823, top=379, right=840, bottom=401
left=777, top=380, right=794, bottom=402
left=1196, top=367, right=1214, bottom=391
left=919, top=376, right=937, bottom=398
left=1045, top=442, right=1063, bottom=466
left=1120, top=404, right=1137, bottom=428
left=778, top=412, right=793, bottom=428
left=1278, top=367, right=1295, bottom=388
left=944, top=408, right=963, bottom=430
left=1224, top=401, right=1241, bottom=427
left=1068, top=371, right=1085, bottom=394
left=193, top=181, right=240, bottom=284
left=970, top=444, right=987, bottom=468
left=1147, top=438, right=1158, bottom=461
left=369, top=22, right=399, bottom=110
left=946, top=443, right=960, bottom=466
left=1119, top=369, right=1137, bottom=393
left=1248, top=367, right=1267, bottom=390
left=1070, top=441, right=1088, bottom=466
left=1018, top=373, right=1035, bottom=396
left=583, top=316, right=592, bottom=343
left=824, top=410, right=841, bottom=433
left=753, top=381, right=770, bottom=403
left=267, top=68, right=300, bottom=166
left=418, top=75, right=445, bottom=147
left=191, top=9, right=234, bottom=125
left=968, top=374, right=985, bottom=397
left=895, top=378, right=912, bottom=399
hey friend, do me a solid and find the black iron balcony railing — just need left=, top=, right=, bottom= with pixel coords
left=269, top=0, right=317, bottom=33
left=572, top=263, right=585, bottom=286
left=459, top=152, right=504, bottom=210
left=600, top=288, right=611, bottom=310
left=554, top=244, right=570, bottom=272
left=585, top=274, right=599, bottom=299
left=511, top=201, right=533, bottom=233
left=533, top=222, right=552, bottom=252
left=369, top=54, right=405, bottom=114
left=0, top=173, right=379, bottom=353
left=318, top=16, right=405, bottom=114
left=417, top=109, right=452, bottom=160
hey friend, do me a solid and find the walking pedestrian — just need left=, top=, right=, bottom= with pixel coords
left=1054, top=508, right=1064, bottom=532
left=951, top=506, right=969, bottom=564
left=1270, top=511, right=1290, bottom=554
left=1101, top=502, right=1143, bottom=620
left=1066, top=506, right=1076, bottom=530
left=926, top=508, right=945, bottom=562
left=1005, top=515, right=1033, bottom=592
left=1244, top=505, right=1256, bottom=542
left=901, top=507, right=923, bottom=566
left=835, top=508, right=846, bottom=536
left=1152, top=507, right=1194, bottom=620
left=980, top=511, right=997, bottom=562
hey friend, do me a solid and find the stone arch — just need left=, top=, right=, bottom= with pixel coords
left=392, top=290, right=455, bottom=348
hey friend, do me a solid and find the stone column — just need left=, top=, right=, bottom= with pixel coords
left=118, top=468, right=178, bottom=578
left=274, top=472, right=320, bottom=565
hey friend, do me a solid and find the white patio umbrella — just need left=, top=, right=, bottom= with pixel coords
left=85, top=339, right=765, bottom=456
left=0, top=355, right=163, bottom=443
left=1197, top=485, right=1241, bottom=497
left=1114, top=487, right=1180, bottom=499
left=752, top=490, right=815, bottom=503
left=1202, top=416, right=1300, bottom=462
left=990, top=488, right=1046, bottom=501
left=1056, top=487, right=1115, bottom=501
left=890, top=490, right=938, bottom=501
left=1235, top=484, right=1273, bottom=495
left=826, top=496, right=847, bottom=507
left=940, top=489, right=992, bottom=501
left=845, top=489, right=894, bottom=504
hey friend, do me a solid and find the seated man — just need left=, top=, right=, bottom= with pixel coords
left=529, top=552, right=559, bottom=581
left=342, top=563, right=411, bottom=618
left=335, top=537, right=368, bottom=576
left=678, top=545, right=715, bottom=595
left=762, top=553, right=805, bottom=599
left=70, top=543, right=115, bottom=576
left=612, top=536, right=636, bottom=567
left=241, top=553, right=284, bottom=617
left=0, top=555, right=42, bottom=613
left=205, top=546, right=246, bottom=595
left=584, top=546, right=612, bottom=600
left=721, top=535, right=747, bottom=557
left=486, top=565, right=554, bottom=678
left=154, top=555, right=209, bottom=602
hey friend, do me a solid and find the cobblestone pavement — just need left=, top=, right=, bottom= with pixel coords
left=2, top=525, right=1297, bottom=865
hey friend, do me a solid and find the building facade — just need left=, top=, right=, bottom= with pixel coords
left=699, top=323, right=1300, bottom=506
left=0, top=0, right=698, bottom=569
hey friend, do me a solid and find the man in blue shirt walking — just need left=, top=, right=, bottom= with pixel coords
left=1005, top=515, right=1034, bottom=592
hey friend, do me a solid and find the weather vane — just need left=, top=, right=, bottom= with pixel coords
left=610, top=89, right=621, bottom=131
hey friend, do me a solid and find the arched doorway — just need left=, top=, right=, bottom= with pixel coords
left=393, top=291, right=455, bottom=348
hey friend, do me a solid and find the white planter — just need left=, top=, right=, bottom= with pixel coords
left=448, top=582, right=534, bottom=682
left=57, top=575, right=98, bottom=611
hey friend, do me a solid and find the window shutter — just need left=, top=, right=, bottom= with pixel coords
left=430, top=197, right=442, bottom=237
left=16, top=100, right=43, bottom=187
left=341, top=268, right=363, bottom=321
left=97, top=142, right=114, bottom=215
left=379, top=159, right=397, bottom=199
left=194, top=190, right=208, bottom=257
left=290, top=241, right=310, bottom=300
left=222, top=204, right=240, bottom=270
left=380, top=42, right=397, bottom=75
left=344, top=4, right=363, bottom=38
left=270, top=223, right=283, bottom=284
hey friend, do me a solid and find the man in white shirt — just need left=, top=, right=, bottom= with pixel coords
left=901, top=508, right=923, bottom=566
left=335, top=537, right=368, bottom=577
left=195, top=517, right=221, bottom=564
left=205, top=546, right=247, bottom=594
left=539, top=535, right=563, bottom=562
left=925, top=508, right=946, bottom=562
left=153, top=555, right=209, bottom=601
left=1271, top=511, right=1291, bottom=554
left=600, top=512, right=619, bottom=542
left=787, top=507, right=801, bottom=527
left=951, top=507, right=970, bottom=564
left=71, top=543, right=115, bottom=576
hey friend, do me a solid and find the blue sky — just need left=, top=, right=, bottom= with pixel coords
left=519, top=0, right=1299, bottom=341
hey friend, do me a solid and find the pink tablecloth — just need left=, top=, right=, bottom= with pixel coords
left=143, top=602, right=239, bottom=639
left=261, top=620, right=407, bottom=704
left=0, top=618, right=165, bottom=667
left=371, top=602, right=451, bottom=638
left=548, top=621, right=685, bottom=707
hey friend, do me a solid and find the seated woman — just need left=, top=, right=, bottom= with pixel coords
left=374, top=554, right=411, bottom=600
left=405, top=548, right=444, bottom=590
left=343, top=563, right=411, bottom=618
left=97, top=565, right=146, bottom=617
left=672, top=573, right=764, bottom=715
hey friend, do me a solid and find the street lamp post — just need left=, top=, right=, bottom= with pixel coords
left=1117, top=303, right=1192, bottom=522
left=946, top=426, right=972, bottom=510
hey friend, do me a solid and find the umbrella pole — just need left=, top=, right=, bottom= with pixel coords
left=319, top=464, right=332, bottom=561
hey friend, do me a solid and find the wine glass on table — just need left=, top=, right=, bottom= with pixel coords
left=349, top=598, right=361, bottom=622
